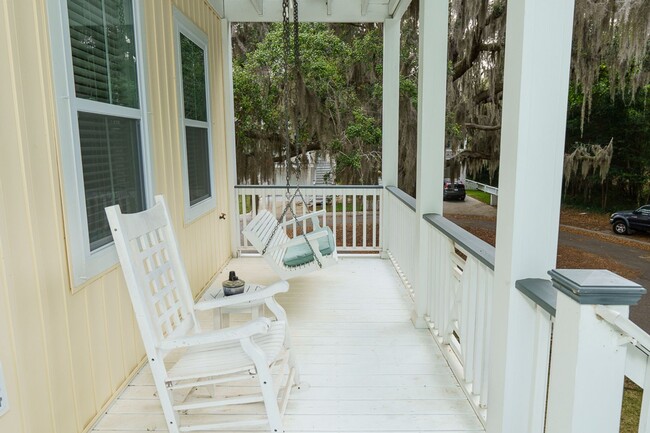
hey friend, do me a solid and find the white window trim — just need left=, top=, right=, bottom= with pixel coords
left=46, top=0, right=154, bottom=290
left=173, top=8, right=217, bottom=224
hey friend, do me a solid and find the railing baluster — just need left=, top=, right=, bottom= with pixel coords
left=342, top=192, right=347, bottom=249
left=372, top=193, right=377, bottom=248
left=242, top=191, right=248, bottom=247
left=332, top=190, right=338, bottom=247
left=639, top=358, right=650, bottom=433
left=527, top=306, right=552, bottom=433
left=352, top=193, right=357, bottom=248
left=292, top=197, right=297, bottom=238
left=361, top=192, right=367, bottom=249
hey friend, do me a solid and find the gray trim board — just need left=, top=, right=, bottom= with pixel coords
left=423, top=213, right=495, bottom=270
left=386, top=186, right=416, bottom=211
left=516, top=278, right=557, bottom=316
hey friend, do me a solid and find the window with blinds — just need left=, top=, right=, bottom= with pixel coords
left=67, top=0, right=146, bottom=251
left=68, top=0, right=139, bottom=107
left=78, top=113, right=145, bottom=250
left=179, top=32, right=212, bottom=207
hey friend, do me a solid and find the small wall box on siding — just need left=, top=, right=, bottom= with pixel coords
left=0, top=362, right=7, bottom=416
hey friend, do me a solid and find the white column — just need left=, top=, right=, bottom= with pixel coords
left=412, top=0, right=448, bottom=328
left=380, top=17, right=400, bottom=256
left=381, top=18, right=399, bottom=188
left=221, top=19, right=241, bottom=257
left=487, top=0, right=576, bottom=431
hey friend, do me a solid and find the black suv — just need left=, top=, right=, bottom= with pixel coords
left=610, top=205, right=650, bottom=235
left=443, top=181, right=466, bottom=201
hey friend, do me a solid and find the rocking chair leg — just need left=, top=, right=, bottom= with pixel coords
left=151, top=363, right=181, bottom=433
left=241, top=338, right=285, bottom=433
left=258, top=365, right=284, bottom=433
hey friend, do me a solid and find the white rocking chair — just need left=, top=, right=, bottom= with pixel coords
left=243, top=209, right=339, bottom=280
left=106, top=196, right=299, bottom=433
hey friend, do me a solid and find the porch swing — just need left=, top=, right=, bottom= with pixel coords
left=242, top=0, right=338, bottom=280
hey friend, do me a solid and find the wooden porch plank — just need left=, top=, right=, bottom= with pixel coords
left=94, top=412, right=483, bottom=431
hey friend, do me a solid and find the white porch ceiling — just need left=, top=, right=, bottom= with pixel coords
left=208, top=0, right=412, bottom=22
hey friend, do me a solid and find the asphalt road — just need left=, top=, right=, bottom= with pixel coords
left=443, top=196, right=650, bottom=332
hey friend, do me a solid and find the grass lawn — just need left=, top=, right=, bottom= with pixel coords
left=621, top=379, right=642, bottom=433
left=466, top=189, right=492, bottom=205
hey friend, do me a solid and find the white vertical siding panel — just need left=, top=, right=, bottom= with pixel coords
left=102, top=270, right=128, bottom=392
left=85, top=279, right=112, bottom=411
left=116, top=271, right=138, bottom=380
left=1, top=2, right=78, bottom=433
left=68, top=289, right=97, bottom=429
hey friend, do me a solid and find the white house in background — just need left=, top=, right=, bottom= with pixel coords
left=1, top=1, right=647, bottom=433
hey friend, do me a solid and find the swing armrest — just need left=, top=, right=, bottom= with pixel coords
left=264, top=228, right=330, bottom=253
left=194, top=281, right=289, bottom=311
left=281, top=209, right=326, bottom=227
left=158, top=318, right=274, bottom=350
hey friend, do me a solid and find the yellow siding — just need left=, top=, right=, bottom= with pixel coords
left=0, top=1, right=231, bottom=433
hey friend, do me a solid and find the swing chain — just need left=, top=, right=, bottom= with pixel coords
left=292, top=0, right=302, bottom=184
left=282, top=0, right=292, bottom=193
left=262, top=0, right=321, bottom=268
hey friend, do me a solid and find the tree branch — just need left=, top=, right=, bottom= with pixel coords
left=465, top=123, right=501, bottom=131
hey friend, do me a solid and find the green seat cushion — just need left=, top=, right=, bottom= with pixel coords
left=283, top=227, right=335, bottom=267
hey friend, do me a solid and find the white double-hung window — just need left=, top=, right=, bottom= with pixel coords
left=48, top=0, right=152, bottom=287
left=174, top=10, right=216, bottom=223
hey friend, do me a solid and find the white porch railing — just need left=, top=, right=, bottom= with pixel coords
left=423, top=214, right=495, bottom=422
left=384, top=187, right=417, bottom=289
left=599, top=306, right=650, bottom=432
left=235, top=185, right=383, bottom=254
left=384, top=187, right=495, bottom=423
left=383, top=186, right=650, bottom=432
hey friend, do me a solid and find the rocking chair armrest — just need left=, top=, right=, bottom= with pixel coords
left=281, top=209, right=326, bottom=227
left=158, top=317, right=273, bottom=350
left=264, top=229, right=329, bottom=253
left=194, top=281, right=289, bottom=310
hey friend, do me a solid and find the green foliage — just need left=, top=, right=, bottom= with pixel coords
left=346, top=110, right=382, bottom=148
left=232, top=22, right=384, bottom=185
left=565, top=66, right=650, bottom=208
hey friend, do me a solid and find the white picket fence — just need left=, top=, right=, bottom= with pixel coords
left=235, top=185, right=383, bottom=253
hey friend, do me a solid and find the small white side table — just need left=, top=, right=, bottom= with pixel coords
left=200, top=282, right=267, bottom=328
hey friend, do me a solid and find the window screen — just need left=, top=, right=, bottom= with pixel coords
left=180, top=33, right=211, bottom=207
left=185, top=126, right=211, bottom=205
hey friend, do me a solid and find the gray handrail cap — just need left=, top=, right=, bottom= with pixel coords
left=548, top=269, right=646, bottom=306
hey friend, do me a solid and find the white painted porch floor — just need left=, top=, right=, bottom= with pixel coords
left=92, top=257, right=485, bottom=433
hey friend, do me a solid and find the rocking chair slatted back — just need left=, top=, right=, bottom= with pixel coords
left=106, top=196, right=197, bottom=348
